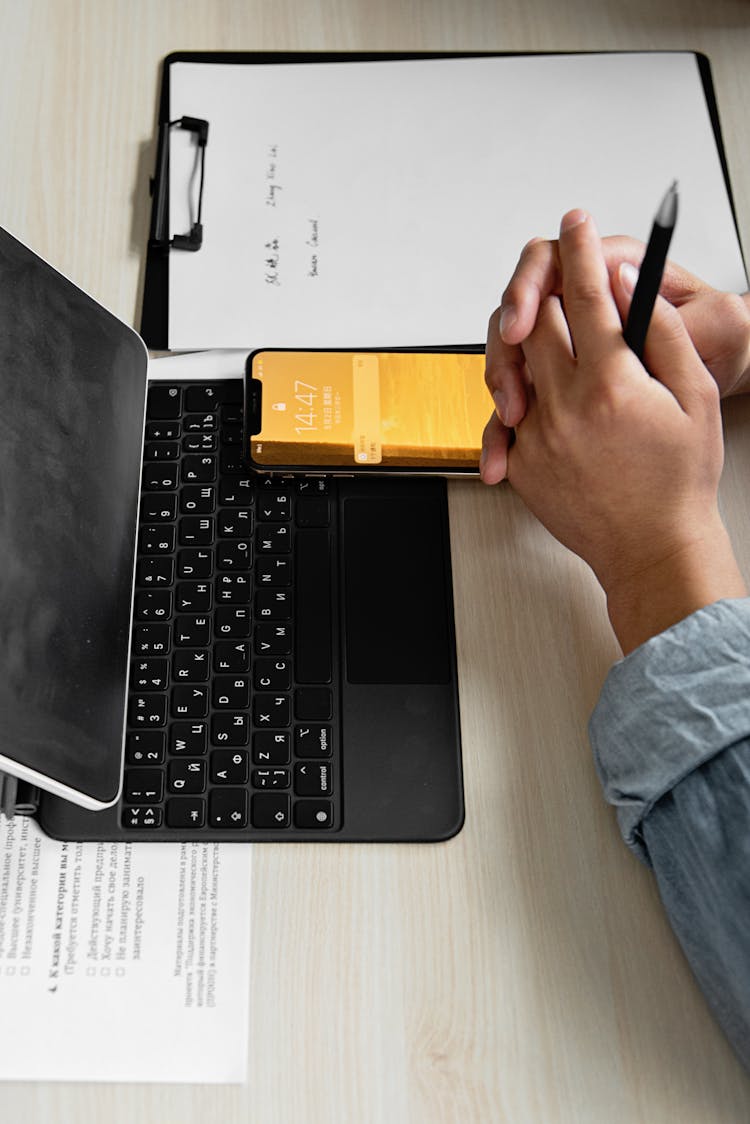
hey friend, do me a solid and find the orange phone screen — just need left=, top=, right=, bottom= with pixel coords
left=249, top=350, right=488, bottom=469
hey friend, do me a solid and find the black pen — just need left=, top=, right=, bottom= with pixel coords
left=623, top=180, right=679, bottom=361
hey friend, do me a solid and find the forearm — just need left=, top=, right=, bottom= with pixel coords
left=604, top=516, right=747, bottom=656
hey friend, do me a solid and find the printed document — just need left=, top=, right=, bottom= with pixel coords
left=0, top=816, right=252, bottom=1082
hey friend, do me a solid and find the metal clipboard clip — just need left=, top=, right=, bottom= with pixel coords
left=149, top=115, right=209, bottom=252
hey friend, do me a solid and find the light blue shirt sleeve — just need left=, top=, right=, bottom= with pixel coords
left=588, top=597, right=750, bottom=1072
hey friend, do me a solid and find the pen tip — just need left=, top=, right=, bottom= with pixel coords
left=656, top=180, right=679, bottom=227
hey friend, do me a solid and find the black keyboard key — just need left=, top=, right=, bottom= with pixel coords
left=168, top=759, right=207, bottom=795
left=255, top=622, right=291, bottom=656
left=166, top=797, right=206, bottom=829
left=144, top=441, right=180, bottom=461
left=126, top=731, right=166, bottom=765
left=172, top=685, right=209, bottom=718
left=295, top=688, right=332, bottom=721
left=185, top=385, right=225, bottom=412
left=251, top=793, right=290, bottom=829
left=128, top=694, right=167, bottom=727
left=179, top=516, right=214, bottom=546
left=253, top=693, right=291, bottom=727
left=134, top=591, right=172, bottom=622
left=211, top=750, right=249, bottom=785
left=294, top=800, right=334, bottom=829
left=220, top=450, right=247, bottom=475
left=294, top=761, right=333, bottom=797
left=254, top=658, right=291, bottom=691
left=213, top=640, right=250, bottom=673
left=147, top=385, right=182, bottom=419
left=258, top=476, right=284, bottom=492
left=213, top=675, right=251, bottom=709
left=217, top=542, right=251, bottom=571
left=256, top=558, right=291, bottom=587
left=125, top=769, right=164, bottom=803
left=142, top=464, right=179, bottom=491
left=181, top=484, right=215, bottom=514
left=219, top=478, right=255, bottom=504
left=221, top=424, right=241, bottom=446
left=174, top=615, right=211, bottom=647
left=146, top=421, right=180, bottom=440
left=211, top=669, right=251, bottom=705
left=176, top=581, right=212, bottom=612
left=294, top=529, right=332, bottom=684
left=136, top=557, right=174, bottom=587
left=173, top=649, right=210, bottom=682
left=182, top=455, right=216, bottom=484
left=183, top=433, right=217, bottom=453
left=256, top=525, right=291, bottom=554
left=170, top=722, right=208, bottom=755
left=123, top=806, right=163, bottom=829
left=252, top=769, right=290, bottom=790
left=217, top=574, right=251, bottom=604
left=294, top=725, right=332, bottom=758
left=139, top=525, right=176, bottom=555
left=211, top=713, right=249, bottom=747
left=257, top=491, right=292, bottom=522
left=140, top=494, right=177, bottom=522
left=222, top=401, right=243, bottom=422
left=209, top=789, right=248, bottom=829
left=253, top=732, right=291, bottom=765
left=218, top=509, right=252, bottom=537
left=295, top=497, right=330, bottom=528
left=215, top=607, right=251, bottom=638
left=184, top=412, right=218, bottom=433
left=256, top=590, right=291, bottom=620
left=178, top=549, right=213, bottom=579
left=130, top=658, right=168, bottom=691
left=295, top=477, right=329, bottom=496
left=133, top=623, right=170, bottom=655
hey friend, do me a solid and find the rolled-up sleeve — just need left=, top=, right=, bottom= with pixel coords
left=589, top=597, right=750, bottom=1071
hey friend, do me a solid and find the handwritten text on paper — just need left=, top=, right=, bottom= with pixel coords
left=263, top=145, right=320, bottom=284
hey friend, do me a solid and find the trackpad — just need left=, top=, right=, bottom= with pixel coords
left=343, top=496, right=451, bottom=684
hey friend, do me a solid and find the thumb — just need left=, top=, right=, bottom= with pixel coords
left=613, top=260, right=712, bottom=410
left=480, top=410, right=512, bottom=485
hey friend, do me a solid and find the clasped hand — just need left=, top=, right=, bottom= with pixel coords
left=480, top=210, right=748, bottom=652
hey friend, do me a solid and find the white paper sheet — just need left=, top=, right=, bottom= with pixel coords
left=166, top=52, right=747, bottom=350
left=0, top=816, right=252, bottom=1083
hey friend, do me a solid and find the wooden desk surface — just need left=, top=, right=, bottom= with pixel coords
left=1, top=2, right=749, bottom=1119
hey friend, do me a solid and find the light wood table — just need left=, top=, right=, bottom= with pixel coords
left=1, top=2, right=749, bottom=1120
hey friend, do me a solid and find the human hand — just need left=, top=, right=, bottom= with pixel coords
left=481, top=231, right=750, bottom=483
left=484, top=210, right=746, bottom=653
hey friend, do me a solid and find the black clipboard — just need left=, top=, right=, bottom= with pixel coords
left=139, top=50, right=744, bottom=350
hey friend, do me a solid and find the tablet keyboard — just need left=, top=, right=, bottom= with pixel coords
left=124, top=380, right=338, bottom=833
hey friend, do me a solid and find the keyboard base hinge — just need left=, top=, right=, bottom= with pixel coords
left=0, top=772, right=41, bottom=820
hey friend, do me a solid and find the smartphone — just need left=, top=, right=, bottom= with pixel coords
left=245, top=347, right=488, bottom=475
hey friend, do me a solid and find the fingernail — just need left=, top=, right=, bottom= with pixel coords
left=619, top=261, right=639, bottom=296
left=499, top=306, right=517, bottom=340
left=492, top=389, right=508, bottom=425
left=560, top=209, right=587, bottom=234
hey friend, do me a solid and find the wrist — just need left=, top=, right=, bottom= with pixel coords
left=603, top=518, right=747, bottom=655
